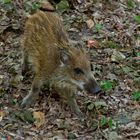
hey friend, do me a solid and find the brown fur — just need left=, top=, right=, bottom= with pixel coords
left=21, top=10, right=101, bottom=117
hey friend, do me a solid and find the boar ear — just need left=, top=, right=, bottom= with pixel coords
left=60, top=50, right=70, bottom=65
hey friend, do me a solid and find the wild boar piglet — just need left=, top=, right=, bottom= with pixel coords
left=21, top=10, right=101, bottom=116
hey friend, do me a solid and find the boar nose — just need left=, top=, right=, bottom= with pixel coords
left=84, top=79, right=102, bottom=94
left=90, top=86, right=101, bottom=94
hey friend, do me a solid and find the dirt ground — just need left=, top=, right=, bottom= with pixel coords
left=0, top=0, right=140, bottom=140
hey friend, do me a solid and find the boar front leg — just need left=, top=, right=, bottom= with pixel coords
left=21, top=75, right=43, bottom=108
left=68, top=94, right=83, bottom=118
left=55, top=83, right=83, bottom=117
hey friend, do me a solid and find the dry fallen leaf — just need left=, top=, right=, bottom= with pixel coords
left=86, top=19, right=94, bottom=29
left=114, top=22, right=123, bottom=30
left=87, top=39, right=99, bottom=48
left=33, top=111, right=45, bottom=128
left=111, top=49, right=126, bottom=63
left=0, top=110, right=5, bottom=122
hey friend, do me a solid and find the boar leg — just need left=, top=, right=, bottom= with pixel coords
left=56, top=83, right=83, bottom=117
left=68, top=95, right=83, bottom=118
left=22, top=52, right=29, bottom=76
left=21, top=75, right=43, bottom=107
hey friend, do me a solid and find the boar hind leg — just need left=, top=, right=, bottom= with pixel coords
left=22, top=52, right=29, bottom=76
left=21, top=75, right=43, bottom=108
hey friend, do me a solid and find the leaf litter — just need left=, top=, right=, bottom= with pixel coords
left=0, top=0, right=140, bottom=139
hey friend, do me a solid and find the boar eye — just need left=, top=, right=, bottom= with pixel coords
left=74, top=68, right=84, bottom=75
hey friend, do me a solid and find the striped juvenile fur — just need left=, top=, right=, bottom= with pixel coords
left=21, top=10, right=101, bottom=117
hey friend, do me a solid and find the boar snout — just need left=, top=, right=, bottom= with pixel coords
left=84, top=79, right=101, bottom=94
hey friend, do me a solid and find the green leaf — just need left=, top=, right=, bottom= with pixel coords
left=14, top=110, right=35, bottom=123
left=100, top=116, right=108, bottom=127
left=122, top=66, right=139, bottom=78
left=2, top=0, right=11, bottom=4
left=1, top=1, right=14, bottom=11
left=94, top=101, right=108, bottom=114
left=133, top=15, right=140, bottom=24
left=122, top=66, right=133, bottom=73
left=95, top=24, right=102, bottom=32
left=58, top=121, right=69, bottom=129
left=24, top=2, right=33, bottom=12
left=12, top=98, right=18, bottom=105
left=68, top=133, right=77, bottom=139
left=101, top=41, right=119, bottom=48
left=127, top=0, right=136, bottom=9
left=137, top=52, right=140, bottom=57
left=87, top=103, right=94, bottom=110
left=100, top=116, right=113, bottom=128
left=108, top=118, right=113, bottom=128
left=94, top=101, right=108, bottom=109
left=56, top=0, right=69, bottom=13
left=137, top=36, right=140, bottom=40
left=131, top=91, right=140, bottom=101
left=31, top=2, right=41, bottom=10
left=24, top=2, right=41, bottom=12
left=91, top=120, right=98, bottom=130
left=100, top=81, right=113, bottom=91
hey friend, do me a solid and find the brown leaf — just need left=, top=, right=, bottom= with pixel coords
left=86, top=19, right=94, bottom=29
left=0, top=110, right=5, bottom=122
left=114, top=22, right=123, bottom=30
left=87, top=39, right=99, bottom=48
left=33, top=111, right=45, bottom=128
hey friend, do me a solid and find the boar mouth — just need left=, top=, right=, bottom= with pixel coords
left=84, top=79, right=102, bottom=94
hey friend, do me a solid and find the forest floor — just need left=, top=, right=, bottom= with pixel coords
left=0, top=0, right=140, bottom=140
